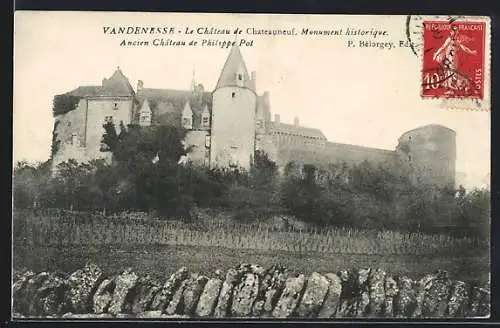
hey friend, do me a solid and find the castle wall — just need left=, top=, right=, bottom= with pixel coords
left=256, top=133, right=279, bottom=163
left=54, top=99, right=88, bottom=148
left=85, top=97, right=134, bottom=160
left=51, top=99, right=89, bottom=171
left=275, top=137, right=395, bottom=169
left=51, top=143, right=87, bottom=172
left=210, top=87, right=256, bottom=170
left=185, top=130, right=210, bottom=166
left=323, top=142, right=395, bottom=167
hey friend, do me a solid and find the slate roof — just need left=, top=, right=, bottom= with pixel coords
left=66, top=67, right=135, bottom=98
left=134, top=86, right=212, bottom=129
left=269, top=122, right=327, bottom=140
left=100, top=68, right=136, bottom=96
left=215, top=46, right=255, bottom=91
left=67, top=86, right=102, bottom=97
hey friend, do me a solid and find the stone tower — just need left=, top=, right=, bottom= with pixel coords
left=210, top=46, right=257, bottom=170
left=395, top=124, right=456, bottom=188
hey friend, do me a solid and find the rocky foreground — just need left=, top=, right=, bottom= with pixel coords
left=12, top=262, right=490, bottom=319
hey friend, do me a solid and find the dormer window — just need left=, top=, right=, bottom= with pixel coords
left=140, top=112, right=151, bottom=126
left=202, top=116, right=209, bottom=127
left=182, top=117, right=192, bottom=129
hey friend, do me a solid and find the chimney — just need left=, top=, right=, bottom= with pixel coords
left=262, top=92, right=271, bottom=122
left=262, top=91, right=270, bottom=106
left=294, top=116, right=300, bottom=127
left=274, top=114, right=280, bottom=124
left=251, top=71, right=257, bottom=90
left=137, top=80, right=144, bottom=93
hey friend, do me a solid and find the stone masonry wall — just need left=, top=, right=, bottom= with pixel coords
left=12, top=263, right=490, bottom=319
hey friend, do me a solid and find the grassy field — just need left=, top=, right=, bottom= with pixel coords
left=12, top=209, right=490, bottom=284
left=13, top=244, right=489, bottom=284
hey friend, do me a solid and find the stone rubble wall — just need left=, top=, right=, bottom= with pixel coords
left=12, top=263, right=490, bottom=319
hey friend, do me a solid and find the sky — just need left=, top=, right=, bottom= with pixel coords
left=13, top=12, right=491, bottom=188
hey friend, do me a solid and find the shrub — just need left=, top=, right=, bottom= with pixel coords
left=52, top=94, right=81, bottom=116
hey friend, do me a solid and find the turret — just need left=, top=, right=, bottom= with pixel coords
left=182, top=100, right=193, bottom=130
left=201, top=104, right=210, bottom=130
left=396, top=124, right=456, bottom=188
left=210, top=46, right=257, bottom=170
left=139, top=99, right=152, bottom=126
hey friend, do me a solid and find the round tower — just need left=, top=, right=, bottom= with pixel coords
left=210, top=46, right=257, bottom=170
left=395, top=124, right=456, bottom=188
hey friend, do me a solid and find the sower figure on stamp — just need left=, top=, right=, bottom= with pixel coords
left=432, top=25, right=477, bottom=95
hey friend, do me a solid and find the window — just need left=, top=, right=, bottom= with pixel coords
left=236, top=72, right=244, bottom=87
left=140, top=113, right=151, bottom=126
left=231, top=92, right=236, bottom=98
left=182, top=117, right=192, bottom=129
left=202, top=116, right=209, bottom=127
left=113, top=103, right=119, bottom=110
left=71, top=133, right=78, bottom=146
left=105, top=116, right=113, bottom=123
left=205, top=135, right=211, bottom=148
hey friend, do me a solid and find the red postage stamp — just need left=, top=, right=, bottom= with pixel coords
left=421, top=20, right=485, bottom=99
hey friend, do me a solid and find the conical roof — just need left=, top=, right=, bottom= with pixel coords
left=182, top=99, right=193, bottom=116
left=101, top=67, right=135, bottom=96
left=215, top=46, right=255, bottom=91
left=140, top=98, right=151, bottom=113
left=201, top=104, right=209, bottom=115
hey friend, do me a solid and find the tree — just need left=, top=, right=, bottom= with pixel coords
left=100, top=121, right=119, bottom=152
left=13, top=160, right=53, bottom=209
left=97, top=122, right=197, bottom=218
left=52, top=94, right=81, bottom=116
left=50, top=121, right=61, bottom=159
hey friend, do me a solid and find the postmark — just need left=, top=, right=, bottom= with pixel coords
left=405, top=15, right=458, bottom=59
left=421, top=20, right=485, bottom=99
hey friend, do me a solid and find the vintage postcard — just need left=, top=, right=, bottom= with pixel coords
left=12, top=12, right=491, bottom=319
